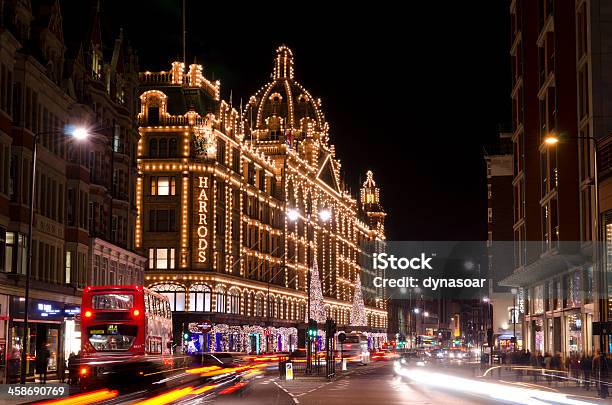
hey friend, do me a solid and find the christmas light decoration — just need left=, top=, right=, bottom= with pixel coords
left=350, top=274, right=367, bottom=326
left=137, top=46, right=389, bottom=352
left=308, top=258, right=326, bottom=323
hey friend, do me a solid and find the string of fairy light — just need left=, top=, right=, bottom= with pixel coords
left=136, top=46, right=388, bottom=331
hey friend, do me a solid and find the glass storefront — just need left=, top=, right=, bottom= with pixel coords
left=566, top=312, right=583, bottom=356
left=534, top=318, right=544, bottom=353
left=8, top=322, right=60, bottom=380
left=7, top=297, right=80, bottom=382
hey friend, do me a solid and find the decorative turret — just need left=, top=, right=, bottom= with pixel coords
left=360, top=170, right=386, bottom=236
left=243, top=45, right=329, bottom=164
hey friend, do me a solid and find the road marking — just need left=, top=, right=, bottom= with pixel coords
left=273, top=381, right=300, bottom=403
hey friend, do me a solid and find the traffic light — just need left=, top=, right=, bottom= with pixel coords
left=325, top=319, right=336, bottom=336
left=183, top=332, right=189, bottom=341
left=308, top=319, right=317, bottom=339
left=487, top=329, right=493, bottom=347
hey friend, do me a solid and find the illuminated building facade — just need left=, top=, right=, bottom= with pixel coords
left=503, top=0, right=612, bottom=357
left=138, top=46, right=387, bottom=352
left=0, top=1, right=145, bottom=380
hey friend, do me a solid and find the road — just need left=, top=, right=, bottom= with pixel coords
left=34, top=360, right=610, bottom=404
left=209, top=362, right=494, bottom=405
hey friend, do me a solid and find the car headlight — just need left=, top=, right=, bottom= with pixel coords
left=400, top=358, right=406, bottom=364
left=416, top=361, right=425, bottom=367
left=449, top=353, right=454, bottom=358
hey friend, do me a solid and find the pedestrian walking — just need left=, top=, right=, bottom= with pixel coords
left=582, top=354, right=592, bottom=390
left=35, top=342, right=51, bottom=384
left=592, top=350, right=609, bottom=399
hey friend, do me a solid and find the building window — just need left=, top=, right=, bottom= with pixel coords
left=215, top=287, right=226, bottom=313
left=65, top=251, right=71, bottom=284
left=148, top=107, right=160, bottom=126
left=93, top=255, right=100, bottom=285
left=232, top=149, right=240, bottom=172
left=148, top=248, right=176, bottom=269
left=150, top=176, right=176, bottom=196
left=149, top=209, right=176, bottom=232
left=228, top=288, right=240, bottom=314
left=149, top=139, right=158, bottom=157
left=150, top=283, right=185, bottom=311
left=254, top=293, right=264, bottom=317
left=5, top=232, right=26, bottom=274
left=189, top=284, right=212, bottom=312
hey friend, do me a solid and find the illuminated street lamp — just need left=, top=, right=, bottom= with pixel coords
left=21, top=125, right=89, bottom=384
left=543, top=135, right=559, bottom=145
left=319, top=209, right=332, bottom=222
left=413, top=308, right=420, bottom=314
left=70, top=126, right=89, bottom=140
left=287, top=208, right=299, bottom=222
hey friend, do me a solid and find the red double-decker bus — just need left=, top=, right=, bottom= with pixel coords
left=77, top=285, right=174, bottom=386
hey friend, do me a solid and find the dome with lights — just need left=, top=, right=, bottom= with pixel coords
left=243, top=46, right=329, bottom=143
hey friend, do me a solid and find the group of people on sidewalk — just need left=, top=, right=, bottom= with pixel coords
left=499, top=349, right=610, bottom=398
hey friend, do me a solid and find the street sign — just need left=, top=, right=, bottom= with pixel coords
left=593, top=321, right=612, bottom=335
left=285, top=362, right=293, bottom=380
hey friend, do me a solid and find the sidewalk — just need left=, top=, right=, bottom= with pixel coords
left=460, top=363, right=610, bottom=403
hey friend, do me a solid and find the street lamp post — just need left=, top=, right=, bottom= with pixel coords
left=287, top=207, right=331, bottom=373
left=545, top=134, right=607, bottom=353
left=20, top=126, right=88, bottom=384
left=511, top=288, right=518, bottom=352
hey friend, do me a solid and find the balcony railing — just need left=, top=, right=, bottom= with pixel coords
left=138, top=114, right=208, bottom=127
left=139, top=71, right=172, bottom=84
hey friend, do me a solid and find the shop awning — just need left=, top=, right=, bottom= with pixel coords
left=499, top=252, right=587, bottom=287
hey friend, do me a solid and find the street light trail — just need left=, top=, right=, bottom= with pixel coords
left=35, top=389, right=119, bottom=405
left=133, top=386, right=194, bottom=405
left=394, top=364, right=599, bottom=405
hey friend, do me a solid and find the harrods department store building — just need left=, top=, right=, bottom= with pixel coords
left=137, top=46, right=388, bottom=352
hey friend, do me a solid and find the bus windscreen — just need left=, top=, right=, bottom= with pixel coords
left=88, top=324, right=138, bottom=351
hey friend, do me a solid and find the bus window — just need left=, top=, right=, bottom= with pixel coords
left=92, top=293, right=133, bottom=310
left=144, top=292, right=150, bottom=315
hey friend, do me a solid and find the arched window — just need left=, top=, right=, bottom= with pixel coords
left=159, top=139, right=168, bottom=157
left=148, top=106, right=160, bottom=125
left=254, top=293, right=264, bottom=317
left=189, top=284, right=211, bottom=312
left=215, top=286, right=226, bottom=313
left=267, top=116, right=281, bottom=141
left=268, top=294, right=276, bottom=318
left=228, top=288, right=241, bottom=314
left=149, top=139, right=158, bottom=157
left=169, top=138, right=177, bottom=157
left=248, top=291, right=255, bottom=316
left=149, top=283, right=185, bottom=311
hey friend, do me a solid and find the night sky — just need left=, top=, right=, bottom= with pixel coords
left=86, top=0, right=511, bottom=241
